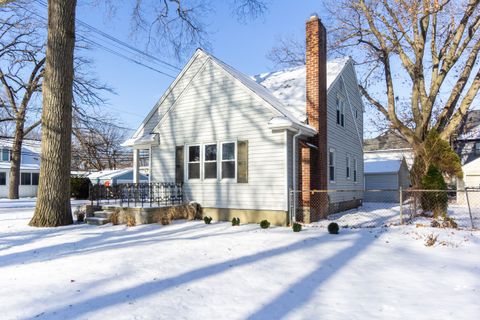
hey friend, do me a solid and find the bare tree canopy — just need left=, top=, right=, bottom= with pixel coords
left=267, top=35, right=306, bottom=68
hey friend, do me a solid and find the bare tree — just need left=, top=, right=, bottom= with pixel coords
left=267, top=35, right=306, bottom=68
left=72, top=114, right=132, bottom=171
left=327, top=0, right=480, bottom=181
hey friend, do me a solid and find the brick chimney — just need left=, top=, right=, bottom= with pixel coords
left=298, top=14, right=328, bottom=223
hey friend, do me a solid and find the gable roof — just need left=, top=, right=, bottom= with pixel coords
left=364, top=159, right=404, bottom=174
left=252, top=57, right=350, bottom=122
left=126, top=49, right=352, bottom=146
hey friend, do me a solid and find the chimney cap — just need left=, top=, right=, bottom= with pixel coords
left=308, top=13, right=320, bottom=21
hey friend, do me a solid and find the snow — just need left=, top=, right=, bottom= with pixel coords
left=364, top=159, right=402, bottom=174
left=252, top=57, right=350, bottom=123
left=122, top=133, right=158, bottom=148
left=0, top=200, right=478, bottom=319
left=364, top=148, right=414, bottom=169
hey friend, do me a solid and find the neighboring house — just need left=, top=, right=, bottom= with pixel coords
left=0, top=138, right=41, bottom=198
left=364, top=158, right=410, bottom=202
left=364, top=148, right=414, bottom=169
left=87, top=168, right=148, bottom=186
left=123, top=16, right=364, bottom=225
left=364, top=130, right=414, bottom=169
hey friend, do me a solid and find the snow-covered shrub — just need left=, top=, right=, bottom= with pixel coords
left=292, top=223, right=302, bottom=232
left=126, top=214, right=136, bottom=227
left=74, top=210, right=85, bottom=223
left=328, top=222, right=339, bottom=234
left=260, top=220, right=270, bottom=229
left=110, top=211, right=119, bottom=225
left=232, top=217, right=240, bottom=226
left=204, top=216, right=212, bottom=224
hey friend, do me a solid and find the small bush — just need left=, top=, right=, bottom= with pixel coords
left=232, top=217, right=240, bottom=226
left=160, top=215, right=171, bottom=225
left=292, top=223, right=302, bottom=232
left=260, top=220, right=270, bottom=229
left=442, top=216, right=458, bottom=229
left=425, top=234, right=438, bottom=247
left=110, top=211, right=119, bottom=225
left=328, top=222, right=339, bottom=234
left=74, top=209, right=85, bottom=223
left=70, top=177, right=91, bottom=199
left=420, top=165, right=448, bottom=217
left=203, top=216, right=212, bottom=224
left=126, top=214, right=136, bottom=227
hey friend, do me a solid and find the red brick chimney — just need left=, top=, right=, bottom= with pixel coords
left=298, top=14, right=328, bottom=222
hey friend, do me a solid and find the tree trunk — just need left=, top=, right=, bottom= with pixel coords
left=29, top=0, right=77, bottom=227
left=8, top=119, right=25, bottom=199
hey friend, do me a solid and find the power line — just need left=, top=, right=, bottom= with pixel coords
left=34, top=0, right=181, bottom=74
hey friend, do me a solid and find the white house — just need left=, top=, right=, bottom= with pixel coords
left=124, top=16, right=364, bottom=225
left=0, top=138, right=41, bottom=198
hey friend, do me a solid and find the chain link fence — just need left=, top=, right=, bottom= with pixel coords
left=290, top=188, right=479, bottom=229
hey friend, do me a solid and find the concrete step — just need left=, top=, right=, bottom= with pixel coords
left=93, top=211, right=112, bottom=218
left=86, top=216, right=110, bottom=225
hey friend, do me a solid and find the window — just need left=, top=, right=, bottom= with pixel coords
left=329, top=149, right=335, bottom=182
left=21, top=172, right=31, bottom=185
left=355, top=109, right=358, bottom=119
left=1, top=148, right=10, bottom=162
left=346, top=155, right=350, bottom=179
left=221, top=142, right=236, bottom=179
left=32, top=173, right=39, bottom=185
left=0, top=172, right=5, bottom=185
left=204, top=144, right=217, bottom=179
left=475, top=142, right=480, bottom=156
left=353, top=158, right=357, bottom=182
left=187, top=145, right=200, bottom=180
left=336, top=97, right=345, bottom=127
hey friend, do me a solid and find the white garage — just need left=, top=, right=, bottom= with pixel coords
left=364, top=158, right=411, bottom=202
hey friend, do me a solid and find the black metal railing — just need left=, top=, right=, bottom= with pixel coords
left=89, top=182, right=183, bottom=207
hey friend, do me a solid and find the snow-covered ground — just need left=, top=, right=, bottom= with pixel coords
left=0, top=201, right=479, bottom=319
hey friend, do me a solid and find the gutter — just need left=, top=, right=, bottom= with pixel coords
left=291, top=129, right=303, bottom=224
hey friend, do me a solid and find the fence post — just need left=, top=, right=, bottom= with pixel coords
left=465, top=188, right=475, bottom=229
left=399, top=187, right=403, bottom=224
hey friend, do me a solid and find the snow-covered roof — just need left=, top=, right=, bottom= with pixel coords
left=364, top=159, right=403, bottom=174
left=88, top=169, right=132, bottom=180
left=0, top=163, right=40, bottom=170
left=252, top=57, right=350, bottom=122
left=364, top=149, right=414, bottom=169
left=122, top=133, right=159, bottom=148
left=0, top=138, right=41, bottom=155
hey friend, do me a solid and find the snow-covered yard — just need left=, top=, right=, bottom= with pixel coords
left=0, top=201, right=479, bottom=319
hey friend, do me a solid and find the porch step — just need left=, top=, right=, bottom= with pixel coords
left=93, top=210, right=112, bottom=219
left=86, top=216, right=110, bottom=225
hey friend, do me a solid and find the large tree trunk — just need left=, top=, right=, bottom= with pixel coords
left=29, top=0, right=77, bottom=227
left=8, top=119, right=25, bottom=199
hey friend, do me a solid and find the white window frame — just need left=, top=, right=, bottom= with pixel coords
left=186, top=144, right=201, bottom=181
left=353, top=157, right=357, bottom=183
left=329, top=148, right=336, bottom=183
left=346, top=154, right=350, bottom=180
left=203, top=143, right=218, bottom=180
left=220, top=141, right=237, bottom=181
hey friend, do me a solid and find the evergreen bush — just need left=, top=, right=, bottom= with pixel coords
left=260, top=220, right=270, bottom=229
left=203, top=216, right=212, bottom=224
left=232, top=217, right=240, bottom=226
left=292, top=222, right=302, bottom=232
left=70, top=177, right=91, bottom=199
left=420, top=165, right=448, bottom=217
left=328, top=222, right=339, bottom=234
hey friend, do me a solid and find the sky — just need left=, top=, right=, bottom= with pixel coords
left=71, top=0, right=323, bottom=135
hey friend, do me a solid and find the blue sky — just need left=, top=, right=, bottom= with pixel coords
left=73, top=1, right=323, bottom=134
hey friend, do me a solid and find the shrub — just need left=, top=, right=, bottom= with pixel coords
left=203, top=216, right=212, bottom=224
left=328, top=222, right=339, bottom=234
left=232, top=217, right=240, bottom=226
left=126, top=214, right=136, bottom=227
left=292, top=222, right=302, bottom=232
left=420, top=165, right=448, bottom=217
left=110, top=211, right=119, bottom=225
left=260, top=220, right=270, bottom=229
left=70, top=177, right=91, bottom=199
left=74, top=209, right=85, bottom=223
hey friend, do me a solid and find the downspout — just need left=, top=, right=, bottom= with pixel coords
left=291, top=129, right=303, bottom=224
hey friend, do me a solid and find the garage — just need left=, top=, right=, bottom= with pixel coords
left=364, top=158, right=410, bottom=202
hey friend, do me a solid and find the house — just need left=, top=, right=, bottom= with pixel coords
left=123, top=15, right=364, bottom=225
left=364, top=130, right=414, bottom=169
left=87, top=168, right=148, bottom=186
left=364, top=158, right=410, bottom=202
left=0, top=138, right=41, bottom=198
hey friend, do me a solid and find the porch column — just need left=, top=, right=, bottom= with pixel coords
left=133, top=148, right=140, bottom=183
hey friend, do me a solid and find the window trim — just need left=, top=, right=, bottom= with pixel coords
left=353, top=157, right=357, bottom=183
left=329, top=148, right=336, bottom=183
left=203, top=143, right=218, bottom=180
left=221, top=141, right=237, bottom=181
left=186, top=144, right=201, bottom=181
left=346, top=154, right=350, bottom=180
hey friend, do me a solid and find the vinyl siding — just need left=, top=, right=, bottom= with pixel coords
left=150, top=58, right=287, bottom=211
left=327, top=62, right=364, bottom=203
